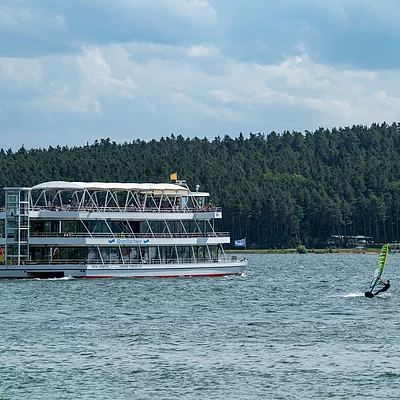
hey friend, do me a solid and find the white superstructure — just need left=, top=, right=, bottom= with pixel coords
left=0, top=181, right=247, bottom=278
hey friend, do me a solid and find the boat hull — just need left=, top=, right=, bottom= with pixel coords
left=0, top=260, right=247, bottom=279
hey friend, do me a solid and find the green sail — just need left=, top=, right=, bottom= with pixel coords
left=368, top=244, right=389, bottom=292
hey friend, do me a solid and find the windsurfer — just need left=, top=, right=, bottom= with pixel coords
left=374, top=279, right=390, bottom=296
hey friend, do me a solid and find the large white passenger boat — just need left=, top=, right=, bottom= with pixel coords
left=0, top=181, right=247, bottom=278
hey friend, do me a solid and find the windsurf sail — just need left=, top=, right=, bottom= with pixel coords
left=367, top=244, right=389, bottom=293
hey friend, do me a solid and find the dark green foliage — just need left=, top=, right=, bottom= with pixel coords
left=297, top=245, right=307, bottom=254
left=1, top=122, right=400, bottom=248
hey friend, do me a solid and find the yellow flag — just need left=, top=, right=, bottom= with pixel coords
left=170, top=173, right=177, bottom=181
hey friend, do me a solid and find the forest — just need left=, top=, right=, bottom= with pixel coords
left=1, top=122, right=400, bottom=249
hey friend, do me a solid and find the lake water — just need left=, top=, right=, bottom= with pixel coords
left=1, top=253, right=399, bottom=399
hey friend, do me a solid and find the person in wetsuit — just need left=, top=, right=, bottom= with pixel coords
left=374, top=279, right=390, bottom=296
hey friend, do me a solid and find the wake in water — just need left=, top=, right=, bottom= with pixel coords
left=343, top=292, right=365, bottom=298
left=33, top=276, right=76, bottom=281
left=342, top=292, right=392, bottom=298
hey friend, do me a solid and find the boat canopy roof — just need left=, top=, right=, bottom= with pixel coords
left=31, top=181, right=190, bottom=194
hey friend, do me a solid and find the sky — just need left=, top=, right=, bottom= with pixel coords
left=1, top=0, right=400, bottom=151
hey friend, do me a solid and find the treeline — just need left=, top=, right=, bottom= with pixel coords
left=1, top=122, right=400, bottom=249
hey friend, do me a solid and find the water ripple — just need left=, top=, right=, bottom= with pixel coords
left=0, top=253, right=398, bottom=399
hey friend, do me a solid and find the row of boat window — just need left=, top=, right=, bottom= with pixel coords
left=25, top=246, right=221, bottom=263
left=28, top=220, right=216, bottom=235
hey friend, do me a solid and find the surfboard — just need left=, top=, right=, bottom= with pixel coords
left=365, top=244, right=389, bottom=298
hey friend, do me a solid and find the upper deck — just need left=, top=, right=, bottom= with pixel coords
left=2, top=180, right=221, bottom=220
left=27, top=208, right=222, bottom=221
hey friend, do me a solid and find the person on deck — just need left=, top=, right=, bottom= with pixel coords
left=374, top=279, right=391, bottom=296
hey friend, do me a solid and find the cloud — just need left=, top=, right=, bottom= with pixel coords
left=0, top=4, right=67, bottom=57
left=187, top=45, right=220, bottom=58
left=3, top=1, right=400, bottom=151
left=171, top=91, right=247, bottom=124
left=5, top=39, right=400, bottom=145
left=0, top=5, right=65, bottom=28
left=145, top=99, right=156, bottom=114
left=115, top=0, right=217, bottom=28
left=77, top=46, right=135, bottom=100
left=0, top=57, right=43, bottom=90
left=0, top=1, right=218, bottom=58
left=0, top=44, right=136, bottom=134
left=208, top=0, right=400, bottom=69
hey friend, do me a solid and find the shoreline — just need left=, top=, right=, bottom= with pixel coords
left=226, top=248, right=382, bottom=255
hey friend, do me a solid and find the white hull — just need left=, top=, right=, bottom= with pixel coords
left=0, top=260, right=247, bottom=279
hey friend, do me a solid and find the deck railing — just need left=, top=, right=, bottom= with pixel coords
left=10, top=256, right=247, bottom=266
left=29, top=232, right=230, bottom=238
left=30, top=206, right=222, bottom=213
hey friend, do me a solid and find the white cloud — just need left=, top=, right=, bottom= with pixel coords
left=187, top=45, right=220, bottom=58
left=4, top=36, right=400, bottom=150
left=77, top=46, right=135, bottom=100
left=210, top=90, right=240, bottom=104
left=115, top=0, right=217, bottom=28
left=5, top=0, right=400, bottom=152
left=165, top=0, right=218, bottom=27
left=0, top=45, right=135, bottom=119
left=31, top=96, right=102, bottom=114
left=0, top=57, right=42, bottom=89
left=0, top=9, right=13, bottom=25
left=0, top=5, right=66, bottom=31
left=145, top=99, right=156, bottom=113
left=49, top=14, right=67, bottom=28
left=170, top=91, right=247, bottom=124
